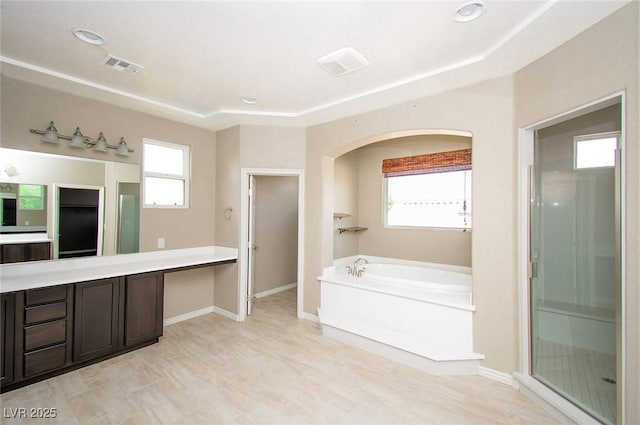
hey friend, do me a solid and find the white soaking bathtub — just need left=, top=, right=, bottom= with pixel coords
left=318, top=256, right=484, bottom=375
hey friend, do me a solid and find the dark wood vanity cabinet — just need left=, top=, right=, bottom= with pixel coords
left=73, top=277, right=123, bottom=363
left=1, top=293, right=15, bottom=386
left=1, top=242, right=51, bottom=264
left=1, top=271, right=166, bottom=392
left=16, top=285, right=74, bottom=381
left=124, top=272, right=164, bottom=347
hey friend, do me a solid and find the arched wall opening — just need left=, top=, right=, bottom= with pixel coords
left=327, top=128, right=473, bottom=266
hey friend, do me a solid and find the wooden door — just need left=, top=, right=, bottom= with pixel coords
left=1, top=293, right=15, bottom=386
left=74, top=277, right=122, bottom=363
left=124, top=272, right=164, bottom=347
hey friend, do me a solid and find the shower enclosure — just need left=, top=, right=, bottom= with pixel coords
left=529, top=104, right=621, bottom=424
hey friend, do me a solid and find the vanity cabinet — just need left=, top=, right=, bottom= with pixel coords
left=1, top=293, right=15, bottom=386
left=1, top=272, right=165, bottom=392
left=16, top=285, right=74, bottom=381
left=73, top=277, right=123, bottom=363
left=0, top=242, right=51, bottom=264
left=124, top=272, right=164, bottom=347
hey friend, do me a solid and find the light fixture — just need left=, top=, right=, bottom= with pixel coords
left=42, top=121, right=59, bottom=144
left=2, top=165, right=20, bottom=178
left=29, top=121, right=134, bottom=157
left=116, top=137, right=130, bottom=157
left=93, top=132, right=108, bottom=153
left=72, top=28, right=106, bottom=46
left=70, top=127, right=85, bottom=148
left=453, top=1, right=486, bottom=23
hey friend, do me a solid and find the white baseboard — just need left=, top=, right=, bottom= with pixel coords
left=213, top=306, right=241, bottom=321
left=254, top=282, right=297, bottom=299
left=163, top=306, right=214, bottom=326
left=478, top=366, right=517, bottom=388
left=301, top=312, right=319, bottom=323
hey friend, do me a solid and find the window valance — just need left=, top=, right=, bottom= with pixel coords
left=382, top=148, right=471, bottom=177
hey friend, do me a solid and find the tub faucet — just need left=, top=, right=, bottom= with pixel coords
left=353, top=257, right=368, bottom=277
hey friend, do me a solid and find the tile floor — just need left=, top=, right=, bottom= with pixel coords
left=1, top=289, right=558, bottom=424
left=533, top=338, right=616, bottom=424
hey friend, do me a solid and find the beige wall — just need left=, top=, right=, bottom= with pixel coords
left=333, top=151, right=359, bottom=259
left=1, top=76, right=217, bottom=252
left=253, top=176, right=298, bottom=294
left=306, top=75, right=517, bottom=373
left=213, top=126, right=241, bottom=314
left=515, top=3, right=639, bottom=422
left=353, top=135, right=472, bottom=266
left=214, top=125, right=306, bottom=314
left=164, top=268, right=215, bottom=319
left=1, top=76, right=218, bottom=322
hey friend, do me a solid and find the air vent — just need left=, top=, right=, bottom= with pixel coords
left=101, top=54, right=143, bottom=75
left=317, top=47, right=369, bottom=77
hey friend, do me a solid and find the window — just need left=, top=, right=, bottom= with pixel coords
left=383, top=149, right=471, bottom=229
left=143, top=139, right=190, bottom=207
left=574, top=132, right=619, bottom=169
left=19, top=184, right=45, bottom=210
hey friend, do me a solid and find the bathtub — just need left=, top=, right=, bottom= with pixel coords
left=318, top=256, right=484, bottom=375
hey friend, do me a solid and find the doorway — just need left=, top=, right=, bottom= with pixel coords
left=522, top=96, right=623, bottom=424
left=240, top=169, right=304, bottom=320
left=55, top=185, right=104, bottom=259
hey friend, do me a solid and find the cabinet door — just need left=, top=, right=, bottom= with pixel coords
left=125, top=272, right=164, bottom=347
left=1, top=293, right=15, bottom=386
left=1, top=244, right=25, bottom=264
left=26, top=242, right=51, bottom=262
left=74, top=277, right=122, bottom=363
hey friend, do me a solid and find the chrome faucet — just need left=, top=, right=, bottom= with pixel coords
left=353, top=257, right=368, bottom=277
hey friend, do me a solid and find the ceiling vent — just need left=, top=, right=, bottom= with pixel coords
left=317, top=47, right=369, bottom=77
left=101, top=54, right=143, bottom=75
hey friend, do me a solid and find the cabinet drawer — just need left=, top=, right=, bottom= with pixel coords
left=25, top=302, right=66, bottom=325
left=24, top=344, right=66, bottom=378
left=25, top=286, right=66, bottom=306
left=24, top=320, right=66, bottom=351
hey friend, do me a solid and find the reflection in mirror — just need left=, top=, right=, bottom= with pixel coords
left=118, top=182, right=140, bottom=254
left=0, top=148, right=140, bottom=258
left=1, top=183, right=47, bottom=232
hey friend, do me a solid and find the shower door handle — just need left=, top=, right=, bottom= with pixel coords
left=527, top=261, right=537, bottom=279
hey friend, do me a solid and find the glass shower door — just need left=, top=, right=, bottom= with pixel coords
left=530, top=131, right=619, bottom=424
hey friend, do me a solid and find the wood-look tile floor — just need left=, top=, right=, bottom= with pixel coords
left=1, top=289, right=557, bottom=424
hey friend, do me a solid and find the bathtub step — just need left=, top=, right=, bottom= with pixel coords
left=318, top=314, right=483, bottom=376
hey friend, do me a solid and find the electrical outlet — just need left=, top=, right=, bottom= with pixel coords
left=157, top=238, right=165, bottom=249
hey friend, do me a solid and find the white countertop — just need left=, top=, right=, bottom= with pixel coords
left=0, top=233, right=52, bottom=244
left=0, top=246, right=237, bottom=294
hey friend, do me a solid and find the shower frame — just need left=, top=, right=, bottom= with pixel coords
left=516, top=92, right=626, bottom=425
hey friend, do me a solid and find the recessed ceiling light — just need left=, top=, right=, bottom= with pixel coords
left=72, top=28, right=106, bottom=46
left=453, top=1, right=486, bottom=23
left=242, top=97, right=258, bottom=105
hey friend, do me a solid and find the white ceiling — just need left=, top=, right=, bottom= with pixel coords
left=0, top=1, right=630, bottom=131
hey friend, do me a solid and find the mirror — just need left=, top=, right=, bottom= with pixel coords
left=0, top=148, right=140, bottom=257
left=1, top=183, right=47, bottom=232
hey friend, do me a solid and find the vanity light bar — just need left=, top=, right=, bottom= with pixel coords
left=29, top=121, right=134, bottom=157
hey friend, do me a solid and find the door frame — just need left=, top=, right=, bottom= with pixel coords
left=517, top=91, right=626, bottom=424
left=239, top=168, right=305, bottom=320
left=53, top=183, right=105, bottom=259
